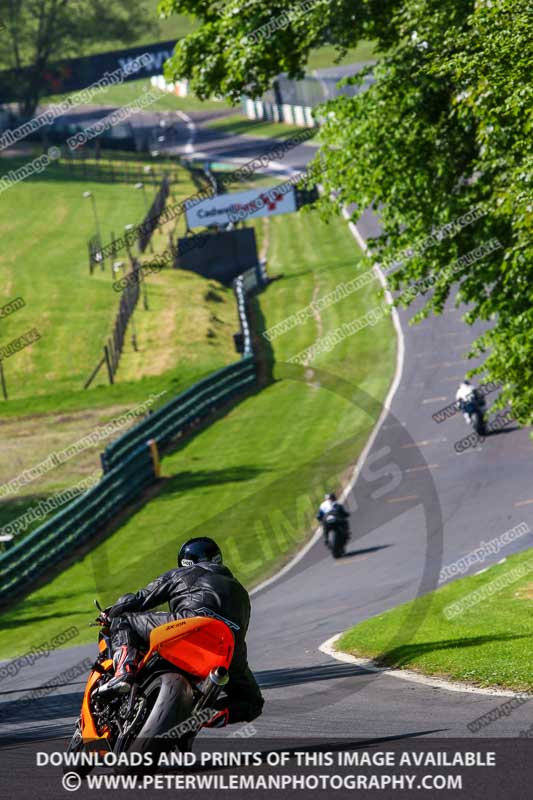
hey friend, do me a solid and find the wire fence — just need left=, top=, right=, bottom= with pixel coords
left=62, top=150, right=174, bottom=185
left=105, top=261, right=141, bottom=384
left=138, top=175, right=170, bottom=253
left=88, top=173, right=172, bottom=273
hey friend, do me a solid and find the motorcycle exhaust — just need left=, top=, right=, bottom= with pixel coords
left=194, top=667, right=229, bottom=713
left=209, top=666, right=229, bottom=687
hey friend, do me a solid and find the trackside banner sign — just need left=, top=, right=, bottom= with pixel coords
left=0, top=40, right=177, bottom=104
left=185, top=186, right=297, bottom=228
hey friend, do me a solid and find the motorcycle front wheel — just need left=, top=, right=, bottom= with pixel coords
left=470, top=411, right=486, bottom=436
left=114, top=673, right=195, bottom=773
left=63, top=718, right=94, bottom=779
left=330, top=528, right=345, bottom=559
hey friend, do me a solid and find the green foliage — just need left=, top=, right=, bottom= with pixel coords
left=0, top=0, right=157, bottom=114
left=159, top=0, right=386, bottom=100
left=160, top=0, right=533, bottom=422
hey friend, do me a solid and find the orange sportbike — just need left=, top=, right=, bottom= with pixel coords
left=66, top=600, right=234, bottom=776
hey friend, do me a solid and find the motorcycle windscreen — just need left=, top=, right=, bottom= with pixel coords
left=148, top=617, right=234, bottom=676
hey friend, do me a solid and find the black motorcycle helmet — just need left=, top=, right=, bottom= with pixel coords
left=178, top=537, right=222, bottom=568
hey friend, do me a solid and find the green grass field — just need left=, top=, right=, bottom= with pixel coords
left=204, top=113, right=319, bottom=142
left=0, top=154, right=236, bottom=402
left=46, top=78, right=231, bottom=115
left=337, top=549, right=533, bottom=692
left=0, top=153, right=242, bottom=549
left=0, top=204, right=396, bottom=657
left=306, top=41, right=376, bottom=71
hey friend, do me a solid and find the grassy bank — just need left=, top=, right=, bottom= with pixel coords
left=0, top=154, right=236, bottom=400
left=204, top=114, right=318, bottom=142
left=336, top=549, right=533, bottom=692
left=0, top=205, right=396, bottom=657
left=46, top=78, right=231, bottom=115
left=0, top=155, right=241, bottom=542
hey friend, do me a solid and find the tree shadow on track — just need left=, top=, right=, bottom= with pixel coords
left=374, top=632, right=532, bottom=668
left=256, top=662, right=367, bottom=689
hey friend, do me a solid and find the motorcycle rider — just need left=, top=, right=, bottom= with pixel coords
left=97, top=537, right=264, bottom=725
left=456, top=380, right=485, bottom=420
left=317, top=492, right=350, bottom=545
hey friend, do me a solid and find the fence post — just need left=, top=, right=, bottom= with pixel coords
left=104, top=344, right=114, bottom=384
left=0, top=361, right=7, bottom=400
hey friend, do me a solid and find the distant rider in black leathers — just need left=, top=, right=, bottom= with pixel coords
left=98, top=537, right=264, bottom=725
left=316, top=492, right=350, bottom=545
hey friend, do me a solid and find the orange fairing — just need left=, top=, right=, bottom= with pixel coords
left=139, top=617, right=234, bottom=677
left=81, top=660, right=113, bottom=744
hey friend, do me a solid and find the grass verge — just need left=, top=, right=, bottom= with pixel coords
left=336, top=548, right=533, bottom=692
left=45, top=78, right=232, bottom=115
left=204, top=113, right=318, bottom=142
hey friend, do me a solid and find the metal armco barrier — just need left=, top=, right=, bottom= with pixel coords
left=0, top=442, right=156, bottom=602
left=101, top=356, right=257, bottom=472
left=0, top=266, right=264, bottom=604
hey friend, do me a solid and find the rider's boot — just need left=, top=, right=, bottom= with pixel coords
left=204, top=708, right=230, bottom=728
left=96, top=645, right=139, bottom=697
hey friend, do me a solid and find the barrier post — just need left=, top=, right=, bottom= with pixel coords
left=148, top=439, right=161, bottom=478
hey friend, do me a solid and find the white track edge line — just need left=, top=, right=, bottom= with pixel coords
left=319, top=633, right=531, bottom=698
left=251, top=203, right=405, bottom=595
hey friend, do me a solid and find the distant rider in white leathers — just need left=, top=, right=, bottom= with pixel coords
left=456, top=379, right=477, bottom=406
left=317, top=493, right=336, bottom=520
left=456, top=379, right=486, bottom=428
left=317, top=492, right=350, bottom=545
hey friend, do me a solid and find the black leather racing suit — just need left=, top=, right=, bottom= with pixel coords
left=317, top=502, right=350, bottom=544
left=108, top=562, right=264, bottom=723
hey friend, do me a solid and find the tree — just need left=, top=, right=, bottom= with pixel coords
left=0, top=0, right=156, bottom=116
left=160, top=0, right=532, bottom=423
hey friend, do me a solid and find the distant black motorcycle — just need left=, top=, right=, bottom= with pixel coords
left=324, top=510, right=350, bottom=559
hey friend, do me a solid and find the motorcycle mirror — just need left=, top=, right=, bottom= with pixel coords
left=94, top=599, right=103, bottom=612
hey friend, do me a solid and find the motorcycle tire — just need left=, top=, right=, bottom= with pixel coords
left=330, top=528, right=345, bottom=559
left=114, top=673, right=194, bottom=773
left=63, top=718, right=94, bottom=779
left=471, top=411, right=485, bottom=436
